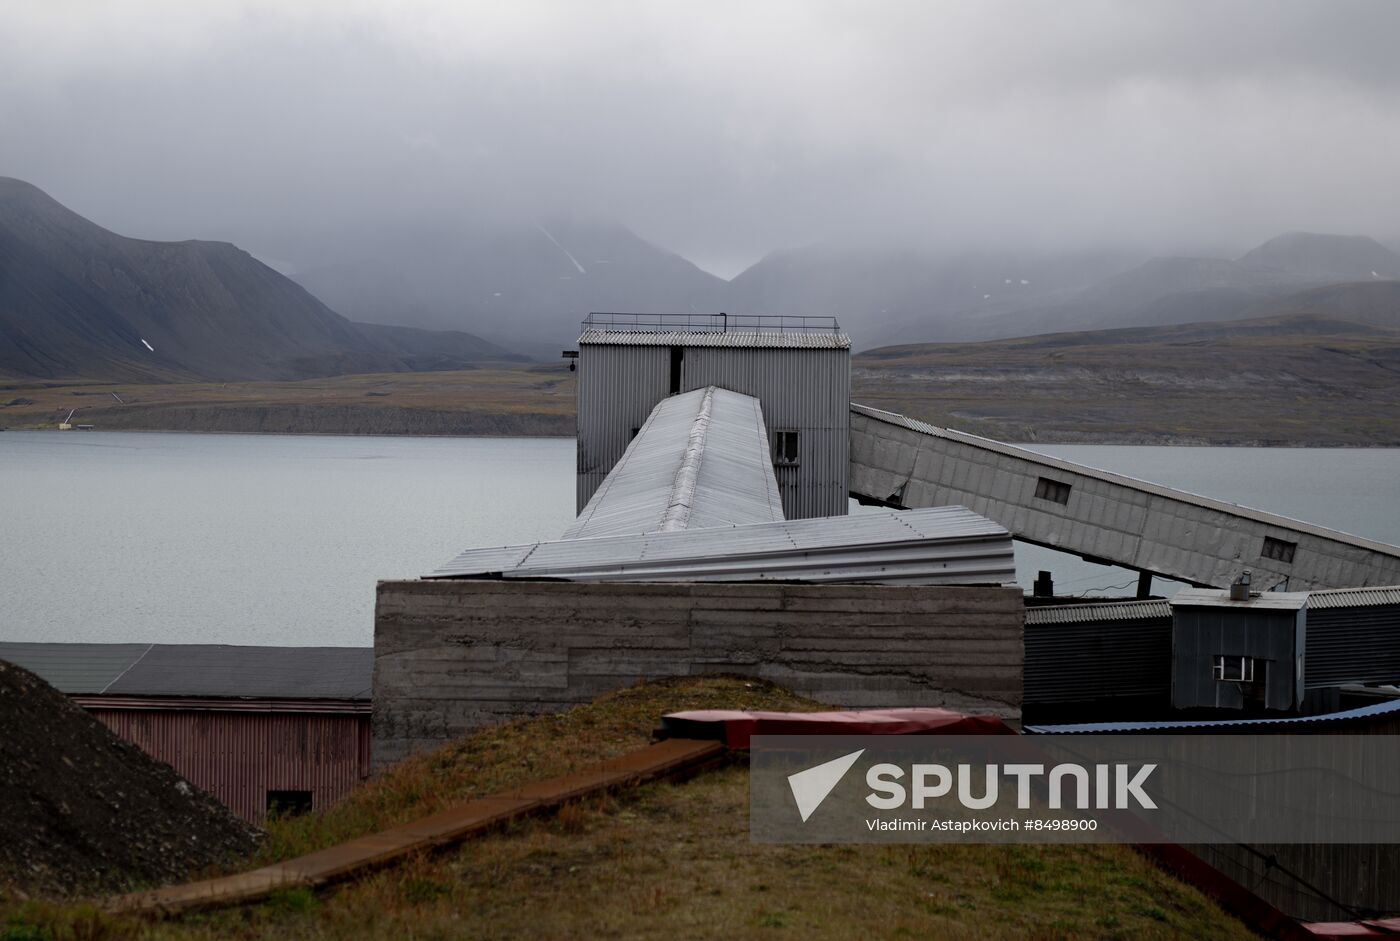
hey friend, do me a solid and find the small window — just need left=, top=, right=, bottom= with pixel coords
left=1262, top=536, right=1297, bottom=564
left=1034, top=477, right=1072, bottom=505
left=1213, top=655, right=1256, bottom=683
left=630, top=427, right=640, bottom=440
left=267, top=789, right=313, bottom=817
left=774, top=430, right=800, bottom=465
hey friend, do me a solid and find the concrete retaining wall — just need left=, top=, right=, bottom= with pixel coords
left=373, top=579, right=1023, bottom=769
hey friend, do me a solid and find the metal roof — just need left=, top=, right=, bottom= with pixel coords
left=851, top=403, right=1400, bottom=558
left=1024, top=599, right=1172, bottom=625
left=0, top=643, right=372, bottom=700
left=1171, top=588, right=1310, bottom=610
left=433, top=505, right=1015, bottom=585
left=1026, top=697, right=1400, bottom=734
left=1307, top=585, right=1400, bottom=609
left=564, top=387, right=783, bottom=540
left=578, top=328, right=851, bottom=349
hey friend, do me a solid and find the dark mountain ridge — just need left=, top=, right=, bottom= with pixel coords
left=0, top=177, right=518, bottom=382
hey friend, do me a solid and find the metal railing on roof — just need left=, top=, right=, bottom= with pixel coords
left=582, top=311, right=842, bottom=333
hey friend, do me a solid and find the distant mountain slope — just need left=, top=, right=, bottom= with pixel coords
left=1238, top=279, right=1400, bottom=329
left=940, top=234, right=1400, bottom=343
left=0, top=178, right=517, bottom=382
left=722, top=247, right=1139, bottom=348
left=853, top=312, right=1400, bottom=446
left=291, top=221, right=728, bottom=358
left=1238, top=233, right=1400, bottom=281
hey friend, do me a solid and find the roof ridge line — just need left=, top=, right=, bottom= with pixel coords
left=101, top=642, right=155, bottom=694
left=660, top=387, right=715, bottom=533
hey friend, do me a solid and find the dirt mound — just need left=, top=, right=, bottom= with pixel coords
left=0, top=659, right=260, bottom=897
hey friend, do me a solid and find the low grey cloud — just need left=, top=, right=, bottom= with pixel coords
left=4, top=0, right=1399, bottom=276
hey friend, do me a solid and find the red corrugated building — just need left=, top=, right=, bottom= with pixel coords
left=0, top=643, right=372, bottom=824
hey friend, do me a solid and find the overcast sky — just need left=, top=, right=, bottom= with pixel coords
left=4, top=0, right=1400, bottom=277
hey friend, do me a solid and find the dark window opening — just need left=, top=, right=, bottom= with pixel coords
left=630, top=427, right=640, bottom=440
left=1262, top=536, right=1297, bottom=564
left=1034, top=477, right=1072, bottom=505
left=267, top=789, right=313, bottom=817
left=668, top=346, right=684, bottom=394
left=774, top=430, right=800, bottom=465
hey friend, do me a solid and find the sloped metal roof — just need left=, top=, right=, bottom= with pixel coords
left=578, top=328, right=851, bottom=349
left=564, top=387, right=783, bottom=540
left=0, top=642, right=152, bottom=694
left=0, top=643, right=372, bottom=700
left=1024, top=599, right=1172, bottom=625
left=433, top=505, right=1015, bottom=585
left=851, top=402, right=1400, bottom=558
left=1307, top=585, right=1400, bottom=609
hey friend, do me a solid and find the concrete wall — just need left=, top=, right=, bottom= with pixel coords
left=850, top=405, right=1400, bottom=590
left=373, top=579, right=1023, bottom=769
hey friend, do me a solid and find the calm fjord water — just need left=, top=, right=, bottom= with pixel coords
left=2, top=431, right=1398, bottom=647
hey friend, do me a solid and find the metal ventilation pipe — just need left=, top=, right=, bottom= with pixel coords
left=1229, top=570, right=1253, bottom=602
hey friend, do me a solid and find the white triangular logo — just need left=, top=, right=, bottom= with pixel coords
left=787, top=749, right=865, bottom=823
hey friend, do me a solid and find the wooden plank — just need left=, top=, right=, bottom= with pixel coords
left=108, top=738, right=724, bottom=917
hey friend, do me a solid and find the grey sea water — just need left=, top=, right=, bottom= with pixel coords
left=2, top=431, right=1397, bottom=646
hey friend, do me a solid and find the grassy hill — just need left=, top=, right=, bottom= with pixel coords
left=3, top=677, right=1257, bottom=940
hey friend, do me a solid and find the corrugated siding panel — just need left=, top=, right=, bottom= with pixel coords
left=576, top=344, right=669, bottom=511
left=684, top=347, right=849, bottom=520
left=1308, top=586, right=1400, bottom=609
left=1024, top=614, right=1172, bottom=704
left=1024, top=600, right=1172, bottom=625
left=1305, top=605, right=1400, bottom=688
left=433, top=505, right=1015, bottom=585
left=91, top=710, right=372, bottom=825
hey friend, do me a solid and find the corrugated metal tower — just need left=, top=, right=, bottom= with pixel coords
left=573, top=313, right=852, bottom=520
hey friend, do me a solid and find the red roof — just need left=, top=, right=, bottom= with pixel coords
left=657, top=707, right=1014, bottom=749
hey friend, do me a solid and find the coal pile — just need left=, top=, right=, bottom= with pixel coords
left=0, top=659, right=260, bottom=897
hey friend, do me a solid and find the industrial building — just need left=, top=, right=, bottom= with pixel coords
left=1022, top=583, right=1400, bottom=722
left=575, top=312, right=851, bottom=520
left=377, top=316, right=1022, bottom=764
left=0, top=642, right=371, bottom=824
left=849, top=403, right=1400, bottom=591
left=378, top=312, right=1400, bottom=764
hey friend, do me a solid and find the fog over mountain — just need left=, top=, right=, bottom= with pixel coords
left=4, top=2, right=1400, bottom=353
left=0, top=177, right=515, bottom=381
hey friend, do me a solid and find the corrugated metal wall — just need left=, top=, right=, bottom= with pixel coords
left=1170, top=608, right=1304, bottom=711
left=1306, top=604, right=1400, bottom=689
left=577, top=344, right=850, bottom=519
left=92, top=709, right=371, bottom=824
left=576, top=344, right=671, bottom=511
left=1024, top=613, right=1172, bottom=706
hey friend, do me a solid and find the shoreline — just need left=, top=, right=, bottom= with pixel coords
left=6, top=423, right=1397, bottom=449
